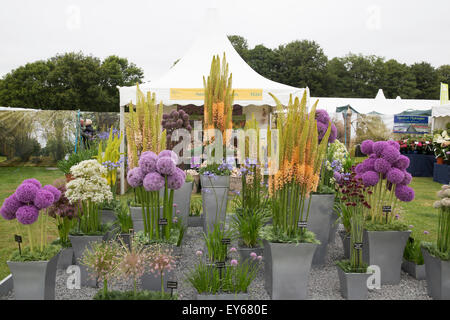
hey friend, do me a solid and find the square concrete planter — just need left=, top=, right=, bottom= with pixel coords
left=7, top=251, right=60, bottom=300
left=188, top=215, right=204, bottom=227
left=57, top=247, right=75, bottom=270
left=339, top=230, right=351, bottom=259
left=422, top=248, right=450, bottom=300
left=100, top=209, right=116, bottom=225
left=140, top=269, right=175, bottom=292
left=201, top=175, right=229, bottom=234
left=237, top=245, right=263, bottom=266
left=302, top=194, right=335, bottom=266
left=362, top=230, right=411, bottom=285
left=160, top=181, right=192, bottom=228
left=69, top=234, right=105, bottom=287
left=328, top=211, right=339, bottom=244
left=263, top=240, right=317, bottom=300
left=130, top=206, right=145, bottom=232
left=196, top=293, right=249, bottom=300
left=116, top=233, right=132, bottom=250
left=401, top=258, right=426, bottom=280
left=336, top=266, right=370, bottom=300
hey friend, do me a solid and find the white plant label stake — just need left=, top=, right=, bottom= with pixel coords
left=366, top=265, right=381, bottom=290
left=66, top=265, right=81, bottom=290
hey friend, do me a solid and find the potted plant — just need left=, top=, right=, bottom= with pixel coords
left=66, top=159, right=114, bottom=287
left=114, top=200, right=134, bottom=249
left=433, top=131, right=450, bottom=165
left=140, top=243, right=177, bottom=292
left=186, top=249, right=261, bottom=300
left=402, top=236, right=426, bottom=280
left=47, top=180, right=78, bottom=269
left=57, top=148, right=98, bottom=182
left=421, top=185, right=450, bottom=299
left=1, top=178, right=62, bottom=299
left=335, top=172, right=371, bottom=300
left=188, top=198, right=203, bottom=227
left=261, top=91, right=331, bottom=300
left=357, top=139, right=414, bottom=285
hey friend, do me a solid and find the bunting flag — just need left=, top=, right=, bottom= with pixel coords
left=441, top=82, right=449, bottom=105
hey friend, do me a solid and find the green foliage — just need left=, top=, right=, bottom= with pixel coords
left=260, top=225, right=320, bottom=244
left=203, top=224, right=232, bottom=262
left=422, top=242, right=450, bottom=261
left=355, top=114, right=392, bottom=144
left=364, top=220, right=410, bottom=232
left=314, top=184, right=335, bottom=195
left=115, top=201, right=133, bottom=233
left=190, top=198, right=202, bottom=217
left=404, top=238, right=424, bottom=265
left=336, top=259, right=368, bottom=274
left=199, top=163, right=231, bottom=176
left=132, top=229, right=180, bottom=247
left=0, top=52, right=144, bottom=112
left=57, top=148, right=97, bottom=174
left=231, top=207, right=270, bottom=248
left=93, top=289, right=177, bottom=300
left=9, top=244, right=61, bottom=262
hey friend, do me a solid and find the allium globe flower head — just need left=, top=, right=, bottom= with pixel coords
left=362, top=171, right=379, bottom=187
left=250, top=252, right=257, bottom=260
left=156, top=157, right=176, bottom=176
left=361, top=158, right=376, bottom=172
left=15, top=183, right=39, bottom=204
left=354, top=163, right=366, bottom=175
left=328, top=124, right=337, bottom=144
left=22, top=178, right=42, bottom=189
left=127, top=167, right=144, bottom=188
left=158, top=150, right=179, bottom=165
left=395, top=184, right=415, bottom=202
left=393, top=155, right=410, bottom=171
left=317, top=121, right=328, bottom=142
left=16, top=205, right=39, bottom=225
left=360, top=140, right=374, bottom=156
left=333, top=171, right=343, bottom=183
left=374, top=158, right=391, bottom=174
left=387, top=140, right=400, bottom=151
left=315, top=109, right=330, bottom=125
left=138, top=151, right=158, bottom=174
left=0, top=194, right=23, bottom=220
left=33, top=189, right=55, bottom=209
left=401, top=172, right=412, bottom=185
left=43, top=185, right=61, bottom=202
left=373, top=141, right=388, bottom=157
left=381, top=146, right=400, bottom=164
left=167, top=168, right=186, bottom=190
left=143, top=172, right=165, bottom=191
left=386, top=168, right=405, bottom=185
left=230, top=259, right=238, bottom=267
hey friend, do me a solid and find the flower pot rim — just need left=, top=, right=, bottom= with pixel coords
left=364, top=229, right=411, bottom=234
left=7, top=250, right=61, bottom=264
left=336, top=264, right=371, bottom=275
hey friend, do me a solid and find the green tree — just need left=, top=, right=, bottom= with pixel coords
left=437, top=65, right=450, bottom=87
left=227, top=35, right=249, bottom=60
left=410, top=62, right=439, bottom=99
left=382, top=59, right=418, bottom=99
left=246, top=44, right=280, bottom=82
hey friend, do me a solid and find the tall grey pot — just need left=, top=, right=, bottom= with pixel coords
left=200, top=175, right=229, bottom=234
left=263, top=240, right=317, bottom=300
left=302, top=194, right=335, bottom=265
left=160, top=181, right=193, bottom=228
left=7, top=251, right=60, bottom=300
left=336, top=266, right=370, bottom=300
left=69, top=235, right=105, bottom=287
left=57, top=247, right=75, bottom=270
left=339, top=230, right=351, bottom=259
left=362, top=230, right=411, bottom=285
left=130, top=206, right=174, bottom=233
left=100, top=209, right=116, bottom=225
left=422, top=248, right=450, bottom=300
left=328, top=211, right=339, bottom=244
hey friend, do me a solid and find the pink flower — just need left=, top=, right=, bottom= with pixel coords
left=424, top=230, right=429, bottom=235
left=173, top=203, right=178, bottom=207
left=172, top=217, right=178, bottom=223
left=195, top=250, right=203, bottom=257
left=230, top=259, right=238, bottom=266
left=409, top=225, right=414, bottom=229
left=250, top=252, right=257, bottom=260
left=257, top=256, right=263, bottom=261
left=229, top=247, right=237, bottom=253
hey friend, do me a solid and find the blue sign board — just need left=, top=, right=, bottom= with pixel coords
left=393, top=115, right=429, bottom=134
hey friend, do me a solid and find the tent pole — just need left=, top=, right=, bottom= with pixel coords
left=120, top=104, right=125, bottom=195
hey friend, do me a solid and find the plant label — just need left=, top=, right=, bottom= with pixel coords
left=14, top=234, right=22, bottom=243
left=353, top=243, right=363, bottom=250
left=167, top=281, right=178, bottom=289
left=382, top=206, right=392, bottom=213
left=297, top=221, right=307, bottom=228
left=215, top=261, right=225, bottom=268
left=158, top=219, right=168, bottom=225
left=221, top=238, right=231, bottom=245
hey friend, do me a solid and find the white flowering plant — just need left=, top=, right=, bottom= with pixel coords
left=66, top=160, right=113, bottom=234
left=320, top=140, right=349, bottom=190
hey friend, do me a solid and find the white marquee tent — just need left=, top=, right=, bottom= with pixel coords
left=432, top=104, right=450, bottom=131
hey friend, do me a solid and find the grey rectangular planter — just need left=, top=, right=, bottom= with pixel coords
left=422, top=248, right=450, bottom=300
left=0, top=274, right=13, bottom=297
left=69, top=234, right=105, bottom=288
left=100, top=209, right=116, bottom=225
left=401, top=258, right=426, bottom=280
left=7, top=251, right=60, bottom=300
left=188, top=215, right=204, bottom=227
left=200, top=175, right=230, bottom=188
left=196, top=293, right=249, bottom=300
left=302, top=194, right=335, bottom=266
left=201, top=175, right=229, bottom=234
left=336, top=266, right=370, bottom=300
left=237, top=246, right=263, bottom=266
left=57, top=247, right=75, bottom=270
left=161, top=181, right=192, bottom=228
left=362, top=230, right=411, bottom=285
left=263, top=240, right=317, bottom=300
left=140, top=269, right=175, bottom=292
left=339, top=230, right=351, bottom=259
left=328, top=211, right=339, bottom=244
left=130, top=206, right=145, bottom=232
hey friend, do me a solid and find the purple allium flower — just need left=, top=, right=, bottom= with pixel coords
left=424, top=230, right=429, bottom=235
left=156, top=157, right=176, bottom=176
left=176, top=210, right=180, bottom=214
left=333, top=171, right=343, bottom=183
left=387, top=140, right=400, bottom=151
left=15, top=183, right=39, bottom=204
left=315, top=109, right=330, bottom=124
left=401, top=172, right=412, bottom=185
left=158, top=150, right=179, bottom=165
left=361, top=140, right=374, bottom=155
left=381, top=146, right=400, bottom=164
left=22, top=178, right=42, bottom=189
left=373, top=141, right=388, bottom=157
left=393, top=155, right=410, bottom=171
left=317, top=121, right=328, bottom=142
left=329, top=124, right=337, bottom=144
left=374, top=158, right=391, bottom=174
left=143, top=172, right=165, bottom=191
left=361, top=158, right=376, bottom=172
left=173, top=203, right=178, bottom=207
left=386, top=168, right=405, bottom=185
left=16, top=205, right=39, bottom=225
left=355, top=163, right=366, bottom=174
left=395, top=184, right=415, bottom=202
left=250, top=252, right=257, bottom=260
left=0, top=194, right=22, bottom=220
left=409, top=225, right=414, bottom=229
left=230, top=259, right=238, bottom=266
left=42, top=185, right=61, bottom=202
left=138, top=151, right=158, bottom=174
left=362, top=171, right=379, bottom=187
left=167, top=168, right=185, bottom=190
left=229, top=247, right=237, bottom=253
left=127, top=167, right=144, bottom=188
left=33, top=189, right=55, bottom=209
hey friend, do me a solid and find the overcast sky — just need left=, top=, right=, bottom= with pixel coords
left=1, top=0, right=449, bottom=81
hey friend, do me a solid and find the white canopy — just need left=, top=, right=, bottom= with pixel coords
left=118, top=8, right=304, bottom=107
left=432, top=104, right=450, bottom=130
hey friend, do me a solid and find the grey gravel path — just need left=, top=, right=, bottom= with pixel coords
left=1, top=223, right=431, bottom=300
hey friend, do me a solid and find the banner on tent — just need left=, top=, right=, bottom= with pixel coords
left=170, top=88, right=263, bottom=101
left=441, top=83, right=449, bottom=105
left=393, top=115, right=429, bottom=134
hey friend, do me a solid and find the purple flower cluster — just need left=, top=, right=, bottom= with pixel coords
left=0, top=179, right=60, bottom=224
left=127, top=150, right=185, bottom=191
left=315, top=109, right=337, bottom=144
left=358, top=139, right=414, bottom=202
left=47, top=181, right=77, bottom=220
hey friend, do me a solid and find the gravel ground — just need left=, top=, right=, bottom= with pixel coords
left=1, top=223, right=431, bottom=300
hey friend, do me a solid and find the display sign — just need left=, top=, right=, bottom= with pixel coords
left=170, top=88, right=263, bottom=101
left=393, top=115, right=429, bottom=134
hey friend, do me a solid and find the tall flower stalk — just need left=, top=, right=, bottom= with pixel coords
left=434, top=185, right=450, bottom=254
